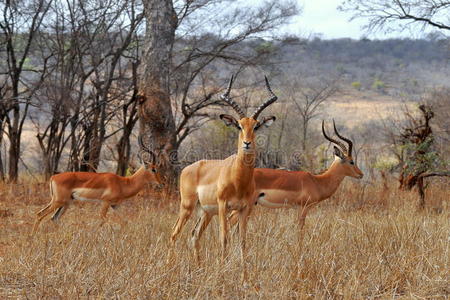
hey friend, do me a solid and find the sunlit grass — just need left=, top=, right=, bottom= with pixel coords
left=0, top=181, right=448, bottom=298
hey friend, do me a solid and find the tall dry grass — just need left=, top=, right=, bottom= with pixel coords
left=0, top=180, right=448, bottom=299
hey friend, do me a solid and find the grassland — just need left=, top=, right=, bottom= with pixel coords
left=0, top=180, right=448, bottom=299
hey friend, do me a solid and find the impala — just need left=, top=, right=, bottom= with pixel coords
left=32, top=136, right=162, bottom=235
left=229, top=120, right=364, bottom=231
left=169, top=76, right=278, bottom=281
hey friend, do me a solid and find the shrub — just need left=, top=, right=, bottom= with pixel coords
left=351, top=81, right=362, bottom=90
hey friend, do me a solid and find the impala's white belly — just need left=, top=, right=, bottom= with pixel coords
left=72, top=188, right=109, bottom=203
left=257, top=189, right=299, bottom=208
left=197, top=184, right=216, bottom=202
left=196, top=184, right=247, bottom=213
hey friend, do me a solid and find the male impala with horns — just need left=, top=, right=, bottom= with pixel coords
left=169, top=75, right=278, bottom=282
left=228, top=120, right=364, bottom=234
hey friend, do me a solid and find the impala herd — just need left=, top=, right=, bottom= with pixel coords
left=32, top=75, right=363, bottom=282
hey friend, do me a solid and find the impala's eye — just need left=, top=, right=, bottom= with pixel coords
left=152, top=168, right=157, bottom=173
left=349, top=161, right=354, bottom=165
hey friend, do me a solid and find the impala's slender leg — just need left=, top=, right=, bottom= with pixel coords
left=32, top=202, right=65, bottom=235
left=170, top=206, right=193, bottom=244
left=51, top=204, right=69, bottom=222
left=104, top=202, right=126, bottom=227
left=191, top=209, right=212, bottom=263
left=167, top=199, right=195, bottom=264
left=238, top=205, right=251, bottom=283
left=218, top=198, right=228, bottom=261
left=98, top=201, right=110, bottom=227
left=32, top=204, right=53, bottom=235
left=227, top=210, right=239, bottom=227
left=36, top=203, right=52, bottom=217
left=297, top=204, right=311, bottom=244
left=298, top=205, right=309, bottom=230
left=170, top=191, right=196, bottom=245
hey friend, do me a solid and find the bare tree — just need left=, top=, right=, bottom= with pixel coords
left=0, top=0, right=52, bottom=182
left=284, top=76, right=339, bottom=168
left=339, top=0, right=450, bottom=33
left=29, top=0, right=145, bottom=176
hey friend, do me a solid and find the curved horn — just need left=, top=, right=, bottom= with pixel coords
left=138, top=135, right=155, bottom=163
left=322, top=120, right=348, bottom=154
left=332, top=119, right=353, bottom=155
left=220, top=75, right=245, bottom=119
left=251, top=76, right=278, bottom=120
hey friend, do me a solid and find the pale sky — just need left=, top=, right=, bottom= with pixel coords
left=286, top=0, right=424, bottom=39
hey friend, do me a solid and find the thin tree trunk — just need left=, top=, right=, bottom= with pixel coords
left=0, top=116, right=5, bottom=181
left=7, top=101, right=20, bottom=182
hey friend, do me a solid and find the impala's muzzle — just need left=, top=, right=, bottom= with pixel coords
left=242, top=141, right=251, bottom=151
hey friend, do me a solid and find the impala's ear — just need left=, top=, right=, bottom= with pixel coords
left=333, top=146, right=345, bottom=160
left=255, top=116, right=276, bottom=131
left=220, top=114, right=240, bottom=129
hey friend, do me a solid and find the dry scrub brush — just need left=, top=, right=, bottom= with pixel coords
left=0, top=182, right=448, bottom=299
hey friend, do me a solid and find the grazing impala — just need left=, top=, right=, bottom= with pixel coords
left=229, top=120, right=364, bottom=231
left=32, top=137, right=162, bottom=235
left=169, top=76, right=277, bottom=280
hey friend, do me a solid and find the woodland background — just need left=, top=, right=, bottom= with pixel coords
left=0, top=1, right=448, bottom=186
left=0, top=1, right=449, bottom=298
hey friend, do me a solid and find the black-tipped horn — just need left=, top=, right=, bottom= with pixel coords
left=332, top=119, right=353, bottom=155
left=251, top=76, right=278, bottom=120
left=220, top=75, right=245, bottom=119
left=322, top=120, right=348, bottom=154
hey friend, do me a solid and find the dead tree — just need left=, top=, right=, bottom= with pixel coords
left=0, top=0, right=52, bottom=182
left=339, top=0, right=450, bottom=33
left=398, top=104, right=449, bottom=208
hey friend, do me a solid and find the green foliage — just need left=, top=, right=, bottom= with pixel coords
left=402, top=137, right=442, bottom=175
left=22, top=57, right=35, bottom=71
left=255, top=41, right=277, bottom=55
left=372, top=78, right=386, bottom=92
left=125, top=167, right=134, bottom=177
left=351, top=81, right=361, bottom=90
left=373, top=156, right=398, bottom=172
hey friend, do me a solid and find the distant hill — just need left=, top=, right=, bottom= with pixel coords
left=265, top=37, right=450, bottom=97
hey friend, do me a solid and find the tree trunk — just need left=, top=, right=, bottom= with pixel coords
left=68, top=114, right=80, bottom=172
left=7, top=103, right=20, bottom=183
left=0, top=116, right=5, bottom=181
left=139, top=0, right=178, bottom=184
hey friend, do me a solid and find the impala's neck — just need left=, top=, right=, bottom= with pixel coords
left=314, top=158, right=347, bottom=200
left=125, top=166, right=149, bottom=196
left=234, top=149, right=256, bottom=186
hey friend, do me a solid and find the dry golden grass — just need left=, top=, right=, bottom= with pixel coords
left=0, top=180, right=449, bottom=299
